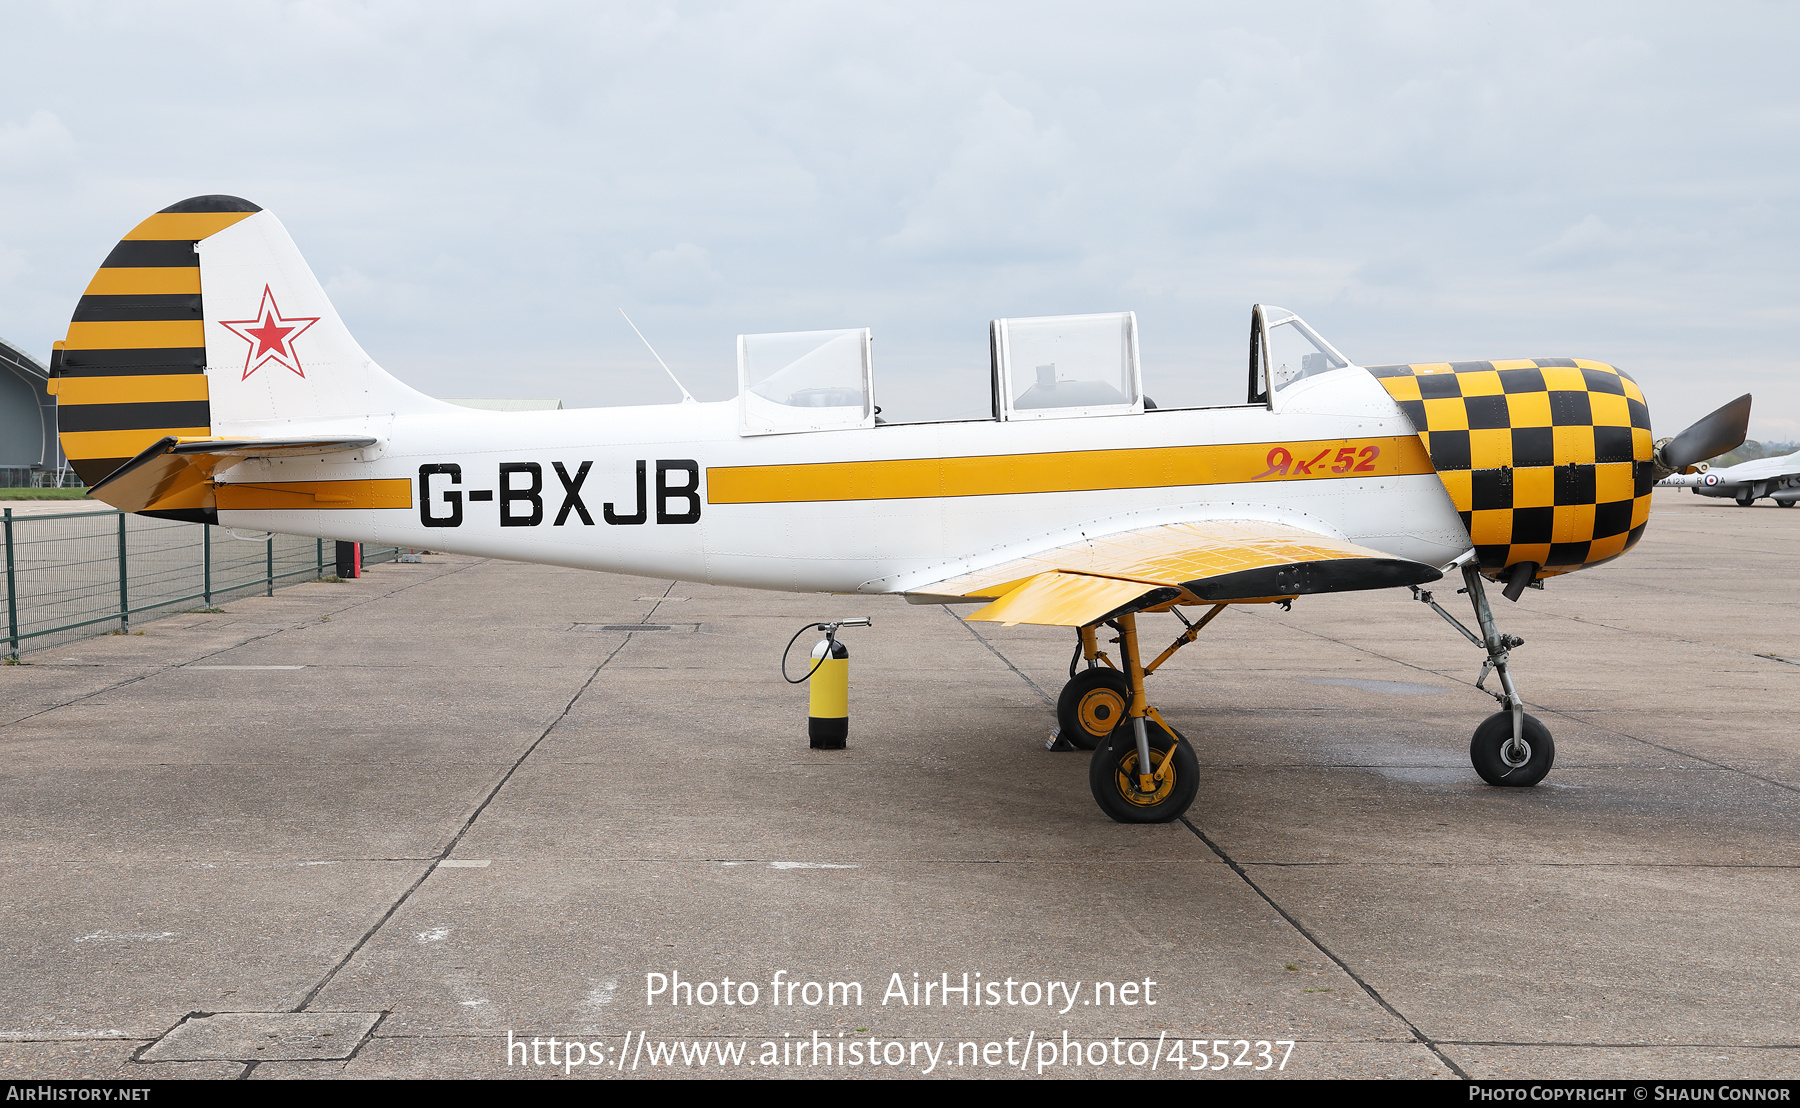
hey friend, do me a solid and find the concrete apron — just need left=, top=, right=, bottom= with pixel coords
left=1, top=487, right=1796, bottom=1080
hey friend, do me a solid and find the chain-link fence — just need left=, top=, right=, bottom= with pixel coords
left=2, top=507, right=401, bottom=657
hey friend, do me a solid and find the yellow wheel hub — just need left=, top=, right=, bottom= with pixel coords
left=1076, top=687, right=1126, bottom=736
left=1112, top=743, right=1174, bottom=806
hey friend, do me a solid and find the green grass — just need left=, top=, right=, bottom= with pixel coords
left=0, top=487, right=90, bottom=500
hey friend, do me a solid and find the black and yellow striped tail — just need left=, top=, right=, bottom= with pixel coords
left=52, top=195, right=261, bottom=486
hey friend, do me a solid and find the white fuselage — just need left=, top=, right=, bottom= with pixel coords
left=213, top=366, right=1472, bottom=595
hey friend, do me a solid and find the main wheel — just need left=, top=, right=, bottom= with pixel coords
left=1056, top=667, right=1132, bottom=751
left=1737, top=495, right=1755, bottom=506
left=1780, top=500, right=1797, bottom=509
left=1470, top=711, right=1554, bottom=786
left=1088, top=719, right=1199, bottom=823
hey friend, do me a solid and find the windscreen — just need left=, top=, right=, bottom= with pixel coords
left=1263, top=307, right=1349, bottom=392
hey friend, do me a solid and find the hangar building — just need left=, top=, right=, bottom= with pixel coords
left=0, top=336, right=66, bottom=487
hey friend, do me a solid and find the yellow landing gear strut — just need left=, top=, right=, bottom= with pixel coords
left=1055, top=604, right=1226, bottom=752
left=1082, top=607, right=1220, bottom=824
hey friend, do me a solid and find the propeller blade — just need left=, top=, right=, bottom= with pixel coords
left=1660, top=393, right=1752, bottom=472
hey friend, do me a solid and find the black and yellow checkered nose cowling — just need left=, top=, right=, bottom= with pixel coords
left=1367, top=359, right=1654, bottom=578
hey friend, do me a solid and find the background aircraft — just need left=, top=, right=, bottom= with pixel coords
left=1657, top=449, right=1800, bottom=506
left=50, top=196, right=1751, bottom=824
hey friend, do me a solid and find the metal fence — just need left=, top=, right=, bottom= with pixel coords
left=0, top=468, right=81, bottom=488
left=2, top=507, right=401, bottom=658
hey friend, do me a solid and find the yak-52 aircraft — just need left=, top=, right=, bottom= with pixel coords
left=51, top=195, right=1753, bottom=823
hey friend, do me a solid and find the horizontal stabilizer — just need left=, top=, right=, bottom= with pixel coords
left=169, top=437, right=377, bottom=458
left=89, top=435, right=379, bottom=514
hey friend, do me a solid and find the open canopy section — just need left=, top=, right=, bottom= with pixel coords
left=738, top=327, right=875, bottom=436
left=992, top=311, right=1142, bottom=421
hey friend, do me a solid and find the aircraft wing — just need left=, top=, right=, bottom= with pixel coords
left=913, top=519, right=1443, bottom=627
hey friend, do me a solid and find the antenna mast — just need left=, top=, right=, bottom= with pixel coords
left=618, top=309, right=697, bottom=404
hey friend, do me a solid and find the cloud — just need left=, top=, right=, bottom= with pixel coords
left=623, top=243, right=723, bottom=307
left=1529, top=215, right=1719, bottom=271
left=0, top=110, right=74, bottom=176
left=0, top=240, right=27, bottom=283
left=0, top=3, right=1795, bottom=420
left=881, top=92, right=1079, bottom=263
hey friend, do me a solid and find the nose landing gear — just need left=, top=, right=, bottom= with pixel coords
left=1413, top=563, right=1556, bottom=787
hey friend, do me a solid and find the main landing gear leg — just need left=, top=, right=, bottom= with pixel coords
left=1412, top=567, right=1556, bottom=786
left=1055, top=605, right=1226, bottom=752
left=1086, top=611, right=1200, bottom=823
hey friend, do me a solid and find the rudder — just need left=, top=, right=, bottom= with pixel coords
left=54, top=195, right=258, bottom=485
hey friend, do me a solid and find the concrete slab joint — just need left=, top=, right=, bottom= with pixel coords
left=5, top=494, right=1799, bottom=1081
left=137, top=1011, right=384, bottom=1063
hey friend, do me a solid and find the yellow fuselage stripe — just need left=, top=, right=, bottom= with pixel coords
left=82, top=267, right=203, bottom=296
left=216, top=479, right=413, bottom=512
left=706, top=435, right=1432, bottom=505
left=64, top=320, right=206, bottom=350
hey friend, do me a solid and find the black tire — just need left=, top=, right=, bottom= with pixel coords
left=1088, top=719, right=1199, bottom=823
left=1780, top=501, right=1797, bottom=509
left=1056, top=667, right=1132, bottom=751
left=1470, top=711, right=1554, bottom=786
left=1737, top=495, right=1755, bottom=506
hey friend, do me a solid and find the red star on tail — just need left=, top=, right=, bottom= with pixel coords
left=218, top=285, right=321, bottom=380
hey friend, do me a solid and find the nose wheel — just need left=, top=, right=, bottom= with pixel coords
left=1470, top=711, right=1555, bottom=786
left=1413, top=563, right=1557, bottom=788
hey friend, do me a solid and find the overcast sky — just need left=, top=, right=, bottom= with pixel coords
left=2, top=1, right=1795, bottom=436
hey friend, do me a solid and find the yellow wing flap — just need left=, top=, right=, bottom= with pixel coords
left=928, top=520, right=1442, bottom=626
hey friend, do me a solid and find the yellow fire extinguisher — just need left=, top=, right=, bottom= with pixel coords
left=782, top=618, right=872, bottom=749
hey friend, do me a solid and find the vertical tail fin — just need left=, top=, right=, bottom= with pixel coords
left=56, top=195, right=451, bottom=487
left=197, top=203, right=452, bottom=430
